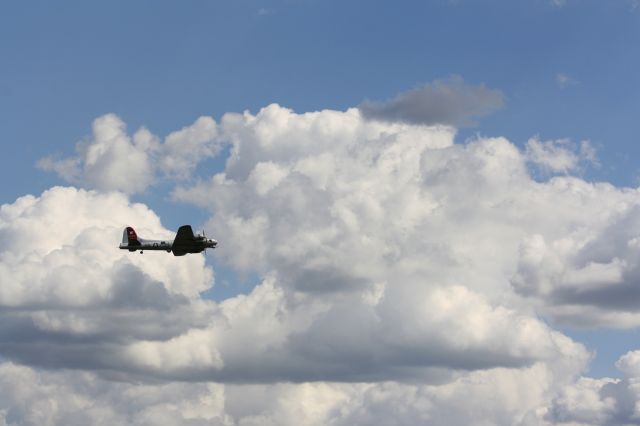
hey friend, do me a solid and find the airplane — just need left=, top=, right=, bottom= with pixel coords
left=119, top=225, right=217, bottom=256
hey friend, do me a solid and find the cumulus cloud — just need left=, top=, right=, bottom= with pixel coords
left=525, top=138, right=598, bottom=174
left=0, top=362, right=231, bottom=426
left=0, top=187, right=218, bottom=377
left=159, top=116, right=220, bottom=179
left=37, top=114, right=223, bottom=194
left=37, top=115, right=157, bottom=194
left=9, top=101, right=640, bottom=423
left=7, top=105, right=594, bottom=384
left=168, top=104, right=640, bottom=330
left=0, top=360, right=594, bottom=426
left=167, top=104, right=597, bottom=382
left=543, top=350, right=640, bottom=425
left=0, top=184, right=585, bottom=386
left=511, top=197, right=640, bottom=328
left=358, top=76, right=504, bottom=126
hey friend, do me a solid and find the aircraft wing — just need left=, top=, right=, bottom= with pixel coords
left=172, top=225, right=196, bottom=256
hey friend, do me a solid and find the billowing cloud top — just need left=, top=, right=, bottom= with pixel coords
left=37, top=114, right=222, bottom=195
left=7, top=102, right=640, bottom=424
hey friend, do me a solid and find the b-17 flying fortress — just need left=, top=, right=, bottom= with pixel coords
left=119, top=225, right=217, bottom=256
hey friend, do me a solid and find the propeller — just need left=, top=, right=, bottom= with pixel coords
left=201, top=228, right=216, bottom=255
left=202, top=229, right=207, bottom=254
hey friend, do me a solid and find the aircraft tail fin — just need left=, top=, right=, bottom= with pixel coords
left=122, top=227, right=141, bottom=248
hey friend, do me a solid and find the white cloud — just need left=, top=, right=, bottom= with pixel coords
left=0, top=360, right=590, bottom=426
left=167, top=105, right=596, bottom=380
left=171, top=104, right=636, bottom=330
left=525, top=138, right=597, bottom=174
left=38, top=114, right=223, bottom=194
left=0, top=186, right=218, bottom=376
left=160, top=116, right=220, bottom=179
left=542, top=350, right=640, bottom=425
left=37, top=114, right=157, bottom=194
left=10, top=107, right=593, bottom=383
left=0, top=183, right=586, bottom=385
left=0, top=362, right=232, bottom=426
left=556, top=73, right=579, bottom=89
left=11, top=102, right=640, bottom=423
left=511, top=195, right=640, bottom=328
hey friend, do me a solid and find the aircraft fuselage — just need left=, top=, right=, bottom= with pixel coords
left=119, top=226, right=217, bottom=256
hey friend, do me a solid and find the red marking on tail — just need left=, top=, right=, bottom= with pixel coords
left=126, top=227, right=138, bottom=242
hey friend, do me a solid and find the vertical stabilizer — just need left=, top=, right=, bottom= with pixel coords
left=123, top=227, right=140, bottom=246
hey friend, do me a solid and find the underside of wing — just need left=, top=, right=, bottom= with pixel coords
left=172, top=225, right=195, bottom=256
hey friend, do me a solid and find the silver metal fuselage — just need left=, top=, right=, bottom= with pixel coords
left=118, top=225, right=217, bottom=255
left=119, top=238, right=173, bottom=252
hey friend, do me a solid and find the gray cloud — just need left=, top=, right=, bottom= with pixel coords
left=4, top=355, right=631, bottom=426
left=511, top=203, right=640, bottom=327
left=358, top=76, right=504, bottom=127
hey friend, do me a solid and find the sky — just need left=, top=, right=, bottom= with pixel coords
left=1, top=1, right=640, bottom=424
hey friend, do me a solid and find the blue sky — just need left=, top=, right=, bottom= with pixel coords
left=3, top=0, right=639, bottom=197
left=2, top=0, right=640, bottom=416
